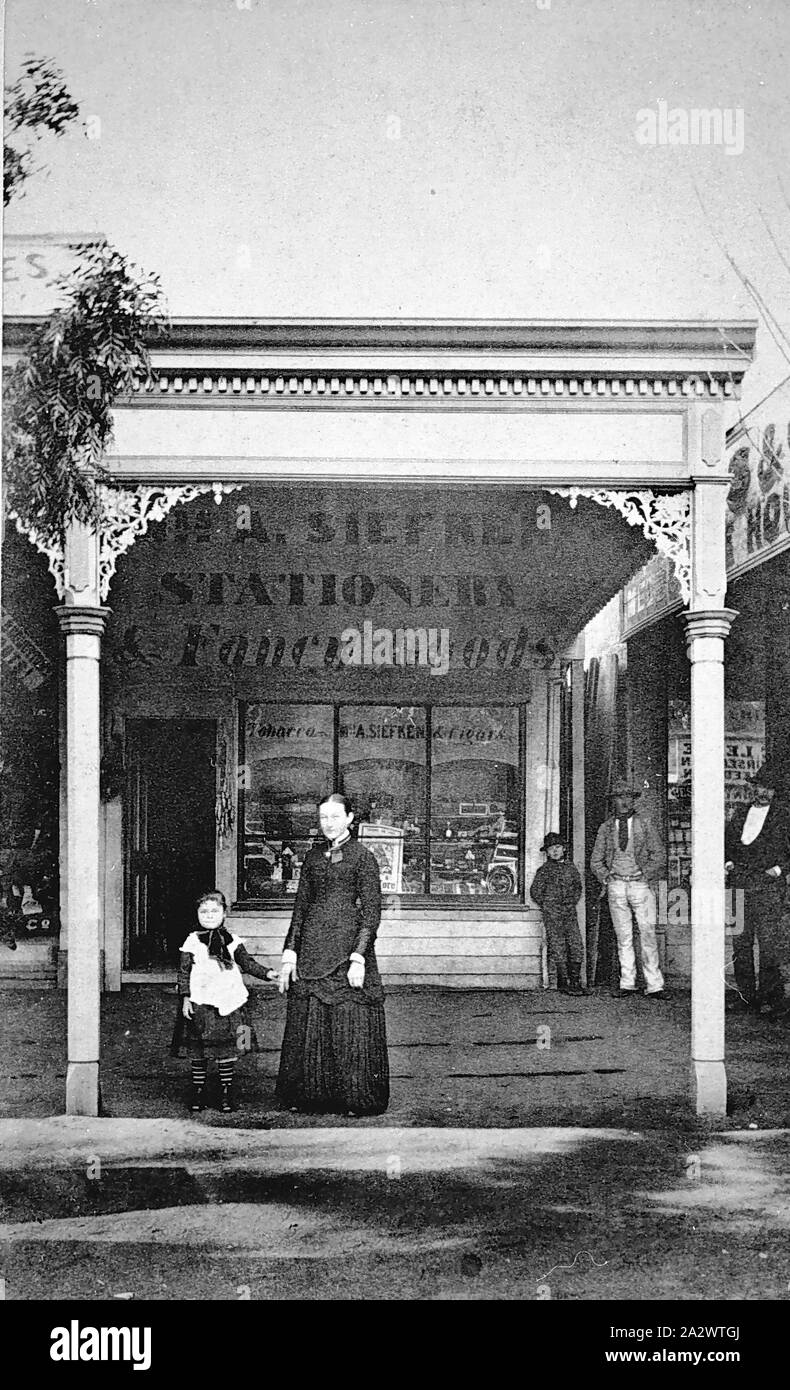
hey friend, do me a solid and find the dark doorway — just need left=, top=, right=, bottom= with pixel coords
left=125, top=719, right=216, bottom=968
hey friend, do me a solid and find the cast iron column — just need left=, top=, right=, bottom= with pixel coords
left=683, top=417, right=738, bottom=1114
left=55, top=602, right=109, bottom=1115
left=682, top=608, right=737, bottom=1115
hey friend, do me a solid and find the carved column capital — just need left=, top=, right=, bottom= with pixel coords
left=682, top=607, right=738, bottom=653
left=55, top=604, right=111, bottom=641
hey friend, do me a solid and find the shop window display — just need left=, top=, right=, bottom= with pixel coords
left=339, top=706, right=427, bottom=895
left=430, top=707, right=520, bottom=896
left=240, top=703, right=333, bottom=900
left=238, top=702, right=523, bottom=900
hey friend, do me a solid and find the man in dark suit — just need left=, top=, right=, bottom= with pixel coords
left=725, top=760, right=790, bottom=1015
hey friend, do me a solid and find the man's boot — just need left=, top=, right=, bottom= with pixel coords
left=556, top=972, right=570, bottom=994
left=567, top=971, right=589, bottom=997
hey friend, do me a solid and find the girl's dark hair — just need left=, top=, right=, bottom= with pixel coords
left=319, top=791, right=353, bottom=816
left=196, top=888, right=228, bottom=913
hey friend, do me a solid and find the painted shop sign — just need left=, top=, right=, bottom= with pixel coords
left=243, top=703, right=516, bottom=771
left=109, top=486, right=565, bottom=679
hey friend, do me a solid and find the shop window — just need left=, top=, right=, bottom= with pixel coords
left=430, top=707, right=521, bottom=897
left=339, top=706, right=427, bottom=895
left=238, top=702, right=523, bottom=900
left=239, top=703, right=333, bottom=900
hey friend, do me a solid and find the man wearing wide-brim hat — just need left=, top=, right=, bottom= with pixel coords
left=590, top=778, right=667, bottom=998
left=724, top=758, right=790, bottom=1015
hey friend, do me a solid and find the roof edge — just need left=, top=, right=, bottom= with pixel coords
left=2, top=314, right=758, bottom=359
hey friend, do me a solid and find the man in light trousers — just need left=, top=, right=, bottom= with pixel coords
left=591, top=779, right=668, bottom=999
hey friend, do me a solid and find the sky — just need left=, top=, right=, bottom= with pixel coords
left=4, top=0, right=790, bottom=408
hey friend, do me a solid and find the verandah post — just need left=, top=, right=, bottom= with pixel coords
left=55, top=516, right=109, bottom=1116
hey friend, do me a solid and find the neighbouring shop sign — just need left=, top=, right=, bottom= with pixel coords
left=108, top=485, right=580, bottom=682
left=621, top=554, right=682, bottom=638
left=726, top=380, right=790, bottom=573
left=3, top=233, right=107, bottom=314
left=621, top=379, right=790, bottom=637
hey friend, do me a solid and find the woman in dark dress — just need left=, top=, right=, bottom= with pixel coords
left=275, top=792, right=390, bottom=1116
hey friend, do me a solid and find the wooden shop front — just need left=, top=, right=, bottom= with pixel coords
left=105, top=480, right=652, bottom=988
left=3, top=315, right=757, bottom=1116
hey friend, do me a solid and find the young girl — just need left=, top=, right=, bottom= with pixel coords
left=171, top=889, right=277, bottom=1113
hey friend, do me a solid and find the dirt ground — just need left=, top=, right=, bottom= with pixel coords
left=3, top=985, right=790, bottom=1300
left=3, top=982, right=790, bottom=1130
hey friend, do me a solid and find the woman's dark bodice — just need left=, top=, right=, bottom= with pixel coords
left=283, top=840, right=383, bottom=991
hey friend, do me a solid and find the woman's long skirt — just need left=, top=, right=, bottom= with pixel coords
left=276, top=989, right=389, bottom=1115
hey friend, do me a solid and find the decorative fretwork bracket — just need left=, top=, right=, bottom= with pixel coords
left=547, top=487, right=692, bottom=605
left=97, top=482, right=243, bottom=600
left=11, top=482, right=243, bottom=601
left=10, top=512, right=68, bottom=599
left=15, top=481, right=692, bottom=605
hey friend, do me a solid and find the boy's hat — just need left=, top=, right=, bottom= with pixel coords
left=541, top=831, right=566, bottom=851
left=609, top=779, right=642, bottom=799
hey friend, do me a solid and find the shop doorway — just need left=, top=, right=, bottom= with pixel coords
left=124, top=719, right=216, bottom=968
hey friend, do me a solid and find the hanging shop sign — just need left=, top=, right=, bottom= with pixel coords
left=725, top=381, right=790, bottom=574
left=107, top=485, right=579, bottom=684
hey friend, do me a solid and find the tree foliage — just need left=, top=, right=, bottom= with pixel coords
left=3, top=242, right=167, bottom=541
left=1, top=56, right=167, bottom=906
left=3, top=54, right=80, bottom=205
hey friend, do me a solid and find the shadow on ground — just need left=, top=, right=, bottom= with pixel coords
left=1, top=1129, right=789, bottom=1299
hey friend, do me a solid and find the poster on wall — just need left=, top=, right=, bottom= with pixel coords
left=667, top=698, right=766, bottom=885
left=357, top=824, right=404, bottom=894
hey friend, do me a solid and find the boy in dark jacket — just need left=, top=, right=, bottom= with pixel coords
left=530, top=832, right=586, bottom=995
